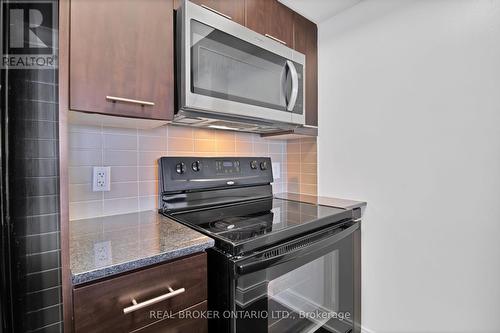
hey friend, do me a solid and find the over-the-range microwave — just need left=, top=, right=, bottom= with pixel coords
left=174, top=0, right=306, bottom=133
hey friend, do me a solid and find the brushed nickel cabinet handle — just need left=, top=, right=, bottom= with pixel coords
left=265, top=34, right=287, bottom=45
left=123, top=287, right=186, bottom=314
left=106, top=96, right=155, bottom=106
left=201, top=5, right=232, bottom=20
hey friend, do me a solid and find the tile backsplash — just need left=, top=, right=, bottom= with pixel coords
left=287, top=138, right=318, bottom=196
left=68, top=124, right=289, bottom=220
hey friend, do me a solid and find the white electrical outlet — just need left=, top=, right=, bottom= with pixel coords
left=92, top=166, right=111, bottom=192
left=272, top=162, right=280, bottom=180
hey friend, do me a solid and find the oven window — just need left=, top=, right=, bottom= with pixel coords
left=267, top=252, right=352, bottom=333
left=190, top=20, right=292, bottom=111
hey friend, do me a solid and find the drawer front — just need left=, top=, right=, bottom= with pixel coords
left=136, top=301, right=208, bottom=333
left=74, top=253, right=207, bottom=332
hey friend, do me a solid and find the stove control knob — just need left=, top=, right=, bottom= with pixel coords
left=191, top=161, right=201, bottom=172
left=250, top=160, right=258, bottom=170
left=175, top=162, right=186, bottom=174
left=260, top=161, right=268, bottom=170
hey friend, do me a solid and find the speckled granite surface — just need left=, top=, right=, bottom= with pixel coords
left=70, top=210, right=214, bottom=285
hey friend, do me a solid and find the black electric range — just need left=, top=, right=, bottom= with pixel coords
left=170, top=197, right=354, bottom=256
left=159, top=157, right=361, bottom=333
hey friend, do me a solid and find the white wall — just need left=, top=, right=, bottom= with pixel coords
left=318, top=1, right=500, bottom=332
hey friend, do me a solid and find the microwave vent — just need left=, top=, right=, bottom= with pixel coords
left=175, top=116, right=204, bottom=124
left=209, top=120, right=259, bottom=131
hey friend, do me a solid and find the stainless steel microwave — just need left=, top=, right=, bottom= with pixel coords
left=175, top=0, right=306, bottom=133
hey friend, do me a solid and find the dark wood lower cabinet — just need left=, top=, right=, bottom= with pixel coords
left=136, top=301, right=208, bottom=333
left=73, top=253, right=207, bottom=333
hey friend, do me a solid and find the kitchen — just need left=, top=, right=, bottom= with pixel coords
left=1, top=0, right=500, bottom=333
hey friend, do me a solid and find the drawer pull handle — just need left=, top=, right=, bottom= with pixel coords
left=106, top=96, right=155, bottom=106
left=201, top=5, right=232, bottom=20
left=123, top=287, right=186, bottom=314
left=265, top=34, right=287, bottom=45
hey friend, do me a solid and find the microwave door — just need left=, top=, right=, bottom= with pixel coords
left=186, top=18, right=294, bottom=124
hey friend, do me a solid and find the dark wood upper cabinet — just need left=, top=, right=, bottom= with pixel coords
left=245, top=0, right=294, bottom=47
left=69, top=0, right=175, bottom=120
left=269, top=1, right=294, bottom=47
left=244, top=0, right=269, bottom=36
left=190, top=0, right=245, bottom=25
left=293, top=13, right=318, bottom=127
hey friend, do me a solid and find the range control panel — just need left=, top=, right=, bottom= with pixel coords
left=215, top=160, right=241, bottom=174
left=159, top=157, right=274, bottom=193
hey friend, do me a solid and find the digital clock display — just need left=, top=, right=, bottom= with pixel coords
left=216, top=160, right=240, bottom=174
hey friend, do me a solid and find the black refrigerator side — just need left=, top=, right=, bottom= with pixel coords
left=1, top=0, right=63, bottom=331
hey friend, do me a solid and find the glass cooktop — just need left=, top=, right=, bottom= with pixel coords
left=169, top=198, right=351, bottom=255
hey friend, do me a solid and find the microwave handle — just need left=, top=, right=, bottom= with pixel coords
left=236, top=221, right=359, bottom=275
left=286, top=60, right=299, bottom=111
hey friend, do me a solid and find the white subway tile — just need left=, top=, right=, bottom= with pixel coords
left=69, top=124, right=102, bottom=133
left=138, top=166, right=157, bottom=181
left=234, top=132, right=255, bottom=142
left=69, top=184, right=102, bottom=202
left=69, top=149, right=102, bottom=167
left=138, top=151, right=164, bottom=166
left=68, top=123, right=289, bottom=220
left=138, top=125, right=167, bottom=137
left=103, top=126, right=137, bottom=136
left=111, top=166, right=138, bottom=182
left=69, top=166, right=93, bottom=184
left=138, top=136, right=165, bottom=151
left=104, top=134, right=137, bottom=150
left=139, top=196, right=157, bottom=211
left=103, top=198, right=139, bottom=216
left=253, top=143, right=269, bottom=155
left=103, top=150, right=137, bottom=166
left=69, top=132, right=102, bottom=149
left=168, top=125, right=193, bottom=138
left=139, top=181, right=157, bottom=196
left=269, top=143, right=284, bottom=154
left=104, top=182, right=138, bottom=199
left=69, top=201, right=103, bottom=220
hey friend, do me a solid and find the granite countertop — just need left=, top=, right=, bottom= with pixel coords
left=275, top=192, right=367, bottom=210
left=70, top=210, right=214, bottom=285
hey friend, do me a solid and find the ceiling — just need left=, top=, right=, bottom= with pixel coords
left=279, top=0, right=363, bottom=23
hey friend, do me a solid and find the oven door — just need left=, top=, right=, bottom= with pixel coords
left=178, top=1, right=305, bottom=126
left=232, top=221, right=360, bottom=333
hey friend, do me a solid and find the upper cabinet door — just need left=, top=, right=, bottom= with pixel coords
left=294, top=13, right=318, bottom=126
left=245, top=0, right=294, bottom=47
left=70, top=0, right=174, bottom=120
left=190, top=0, right=245, bottom=25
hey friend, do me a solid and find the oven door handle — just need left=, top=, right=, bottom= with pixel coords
left=236, top=222, right=359, bottom=275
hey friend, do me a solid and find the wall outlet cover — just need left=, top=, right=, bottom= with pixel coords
left=92, top=166, right=111, bottom=192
